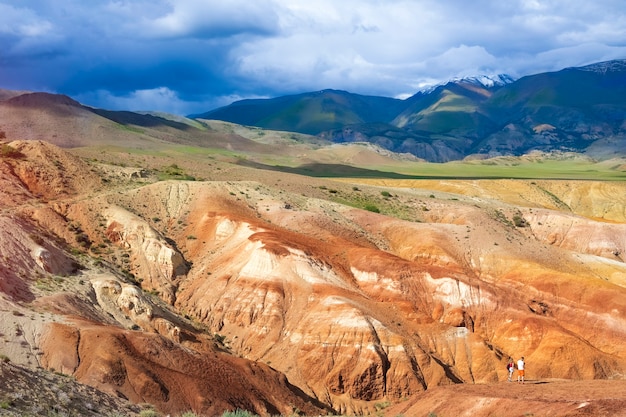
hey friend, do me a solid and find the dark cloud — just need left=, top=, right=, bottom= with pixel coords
left=1, top=0, right=625, bottom=114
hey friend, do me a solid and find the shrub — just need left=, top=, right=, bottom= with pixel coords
left=0, top=397, right=12, bottom=409
left=364, top=204, right=380, bottom=213
left=381, top=191, right=391, bottom=197
left=0, top=144, right=23, bottom=158
left=375, top=401, right=391, bottom=411
left=30, top=233, right=45, bottom=245
left=512, top=215, right=528, bottom=227
left=76, top=233, right=91, bottom=248
left=159, top=164, right=196, bottom=181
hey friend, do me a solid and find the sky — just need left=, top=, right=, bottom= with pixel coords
left=1, top=0, right=626, bottom=115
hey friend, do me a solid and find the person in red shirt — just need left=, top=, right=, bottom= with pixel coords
left=507, top=358, right=515, bottom=382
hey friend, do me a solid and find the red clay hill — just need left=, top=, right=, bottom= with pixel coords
left=1, top=134, right=626, bottom=416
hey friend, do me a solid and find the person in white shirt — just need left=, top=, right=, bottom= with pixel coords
left=517, top=357, right=525, bottom=383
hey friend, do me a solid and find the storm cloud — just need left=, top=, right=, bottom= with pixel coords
left=1, top=0, right=625, bottom=114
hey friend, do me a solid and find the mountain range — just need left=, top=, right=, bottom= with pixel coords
left=196, top=60, right=626, bottom=162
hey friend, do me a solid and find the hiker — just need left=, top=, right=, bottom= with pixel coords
left=517, top=356, right=525, bottom=383
left=507, top=358, right=515, bottom=382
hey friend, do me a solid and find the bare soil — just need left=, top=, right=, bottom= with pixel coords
left=385, top=379, right=626, bottom=417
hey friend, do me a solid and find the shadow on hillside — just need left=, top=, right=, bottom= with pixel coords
left=237, top=160, right=428, bottom=179
left=91, top=109, right=194, bottom=131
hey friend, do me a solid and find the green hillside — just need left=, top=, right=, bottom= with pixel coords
left=194, top=89, right=407, bottom=135
left=192, top=60, right=626, bottom=162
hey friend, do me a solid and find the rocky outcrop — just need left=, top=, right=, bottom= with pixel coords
left=103, top=206, right=188, bottom=304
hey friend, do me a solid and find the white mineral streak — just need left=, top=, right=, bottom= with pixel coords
left=33, top=246, right=53, bottom=272
left=235, top=242, right=351, bottom=289
left=350, top=267, right=401, bottom=294
left=427, top=275, right=493, bottom=308
left=290, top=248, right=350, bottom=288
left=239, top=242, right=279, bottom=280
left=215, top=217, right=249, bottom=240
left=447, top=327, right=469, bottom=340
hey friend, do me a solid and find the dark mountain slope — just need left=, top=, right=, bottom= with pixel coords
left=477, top=60, right=626, bottom=156
left=320, top=81, right=504, bottom=161
left=194, top=89, right=408, bottom=134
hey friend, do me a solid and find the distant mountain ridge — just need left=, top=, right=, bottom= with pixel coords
left=191, top=89, right=407, bottom=135
left=193, top=59, right=626, bottom=162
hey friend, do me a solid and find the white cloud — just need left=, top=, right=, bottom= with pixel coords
left=76, top=87, right=189, bottom=113
left=529, top=42, right=626, bottom=71
left=0, top=3, right=54, bottom=37
left=74, top=87, right=268, bottom=115
left=19, top=21, right=53, bottom=37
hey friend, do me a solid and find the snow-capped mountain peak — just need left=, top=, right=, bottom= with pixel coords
left=455, top=74, right=516, bottom=87
left=418, top=74, right=515, bottom=94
